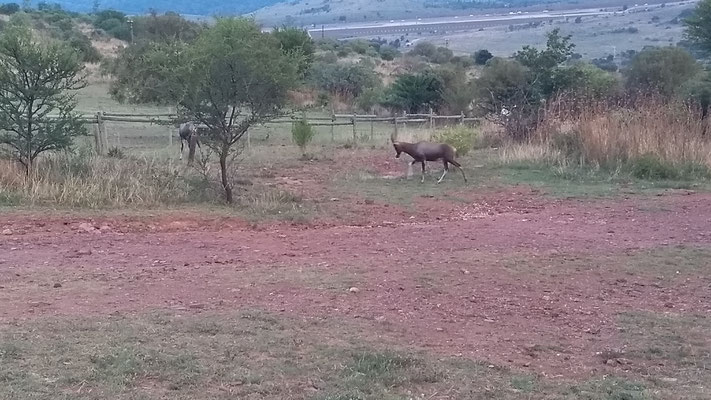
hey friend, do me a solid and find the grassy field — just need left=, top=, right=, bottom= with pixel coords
left=1, top=246, right=709, bottom=399
left=1, top=82, right=711, bottom=400
left=0, top=309, right=660, bottom=400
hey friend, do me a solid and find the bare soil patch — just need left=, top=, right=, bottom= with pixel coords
left=2, top=186, right=709, bottom=382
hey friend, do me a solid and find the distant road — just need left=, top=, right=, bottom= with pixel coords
left=307, top=1, right=697, bottom=39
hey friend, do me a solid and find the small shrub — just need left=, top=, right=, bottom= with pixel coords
left=106, top=146, right=125, bottom=159
left=629, top=154, right=679, bottom=180
left=473, top=49, right=494, bottom=65
left=432, top=125, right=478, bottom=157
left=291, top=118, right=315, bottom=155
left=629, top=154, right=710, bottom=180
left=551, top=132, right=584, bottom=161
left=378, top=45, right=399, bottom=61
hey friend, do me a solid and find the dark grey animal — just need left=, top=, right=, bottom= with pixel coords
left=178, top=122, right=200, bottom=159
left=391, top=132, right=467, bottom=184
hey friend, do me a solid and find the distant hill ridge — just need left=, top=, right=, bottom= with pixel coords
left=32, top=0, right=558, bottom=17
left=28, top=0, right=285, bottom=15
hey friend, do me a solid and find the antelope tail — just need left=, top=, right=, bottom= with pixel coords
left=390, top=129, right=396, bottom=144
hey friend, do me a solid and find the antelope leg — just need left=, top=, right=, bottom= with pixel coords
left=420, top=161, right=426, bottom=183
left=437, top=169, right=448, bottom=184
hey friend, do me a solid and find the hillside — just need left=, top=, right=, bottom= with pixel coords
left=29, top=0, right=284, bottom=15
left=33, top=0, right=597, bottom=23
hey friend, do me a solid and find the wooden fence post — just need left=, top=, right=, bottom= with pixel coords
left=330, top=113, right=335, bottom=142
left=168, top=124, right=173, bottom=148
left=94, top=111, right=106, bottom=155
left=460, top=111, right=465, bottom=125
left=351, top=113, right=357, bottom=144
left=370, top=118, right=374, bottom=141
left=429, top=107, right=435, bottom=139
left=393, top=115, right=398, bottom=141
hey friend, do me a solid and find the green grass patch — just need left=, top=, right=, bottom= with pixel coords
left=500, top=246, right=711, bottom=285
left=497, top=160, right=711, bottom=198
left=501, top=246, right=711, bottom=278
left=0, top=310, right=684, bottom=400
left=566, top=378, right=652, bottom=400
left=617, top=312, right=711, bottom=399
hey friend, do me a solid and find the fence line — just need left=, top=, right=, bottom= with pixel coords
left=71, top=111, right=480, bottom=155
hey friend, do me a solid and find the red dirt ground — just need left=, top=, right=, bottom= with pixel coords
left=1, top=182, right=710, bottom=379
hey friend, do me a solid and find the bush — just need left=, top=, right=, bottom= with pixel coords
left=356, top=87, right=384, bottom=112
left=535, top=95, right=711, bottom=171
left=349, top=39, right=370, bottom=55
left=551, top=132, right=584, bottom=160
left=0, top=152, right=197, bottom=208
left=451, top=56, right=474, bottom=68
left=432, top=125, right=478, bottom=157
left=473, top=49, right=493, bottom=65
left=624, top=46, right=700, bottom=96
left=308, top=61, right=380, bottom=97
left=629, top=154, right=680, bottom=179
left=291, top=118, right=315, bottom=154
left=67, top=33, right=102, bottom=63
left=432, top=46, right=453, bottom=64
left=411, top=41, right=437, bottom=59
left=379, top=45, right=399, bottom=61
left=107, top=147, right=126, bottom=159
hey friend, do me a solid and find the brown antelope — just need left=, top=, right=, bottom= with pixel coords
left=391, top=130, right=467, bottom=184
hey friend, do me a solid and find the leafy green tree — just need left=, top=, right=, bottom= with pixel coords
left=684, top=0, right=711, bottom=51
left=0, top=26, right=86, bottom=174
left=473, top=58, right=539, bottom=139
left=411, top=41, right=437, bottom=59
left=624, top=46, right=700, bottom=96
left=308, top=61, right=379, bottom=98
left=515, top=28, right=576, bottom=98
left=291, top=117, right=314, bottom=156
left=679, top=71, right=711, bottom=118
left=569, top=63, right=620, bottom=98
left=473, top=49, right=493, bottom=65
left=378, top=45, right=399, bottom=61
left=93, top=10, right=130, bottom=41
left=272, top=27, right=315, bottom=78
left=109, top=18, right=299, bottom=203
left=356, top=86, right=384, bottom=112
left=432, top=46, right=453, bottom=64
left=133, top=11, right=203, bottom=43
left=434, top=65, right=473, bottom=114
left=105, top=40, right=187, bottom=104
left=383, top=72, right=443, bottom=113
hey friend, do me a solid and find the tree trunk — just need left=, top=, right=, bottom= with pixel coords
left=219, top=143, right=233, bottom=204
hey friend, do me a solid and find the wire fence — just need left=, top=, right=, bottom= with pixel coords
left=77, top=111, right=481, bottom=155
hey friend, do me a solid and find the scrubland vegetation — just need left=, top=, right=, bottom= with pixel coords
left=1, top=3, right=711, bottom=400
left=0, top=0, right=709, bottom=208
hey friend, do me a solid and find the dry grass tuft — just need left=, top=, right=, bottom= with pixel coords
left=499, top=96, right=711, bottom=178
left=540, top=96, right=711, bottom=167
left=0, top=150, right=309, bottom=217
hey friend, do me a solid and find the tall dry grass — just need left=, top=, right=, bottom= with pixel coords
left=502, top=95, right=711, bottom=173
left=0, top=150, right=197, bottom=208
left=0, top=150, right=309, bottom=217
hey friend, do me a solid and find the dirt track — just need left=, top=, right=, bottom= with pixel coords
left=1, top=190, right=710, bottom=378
